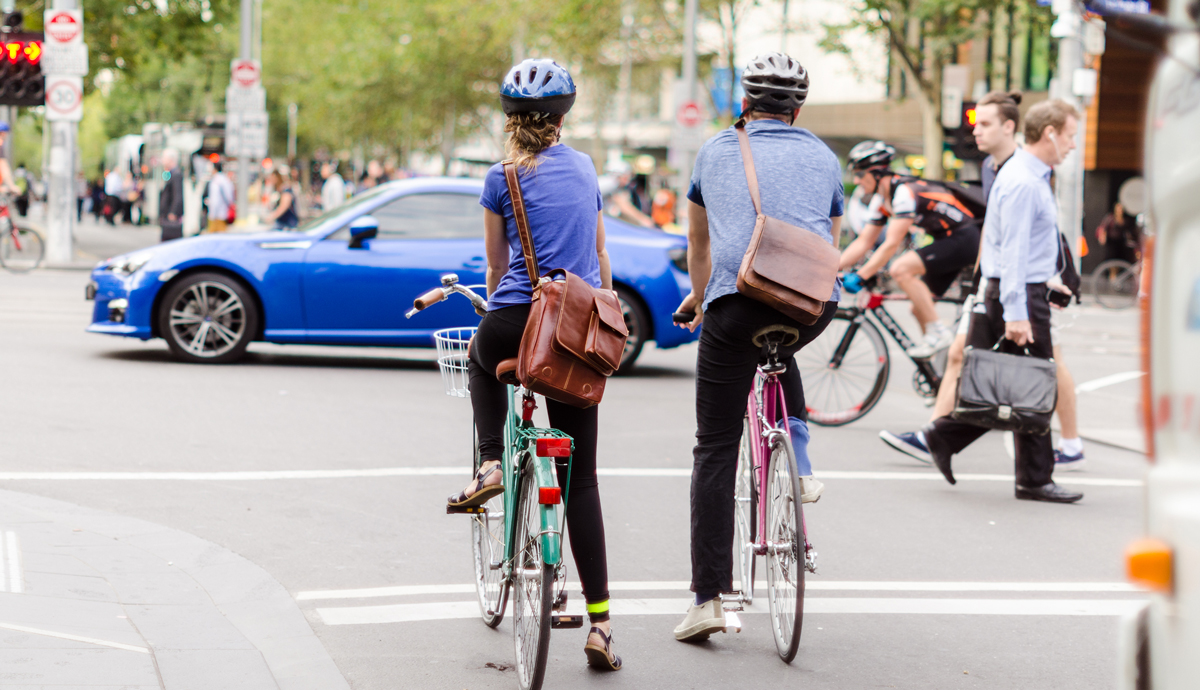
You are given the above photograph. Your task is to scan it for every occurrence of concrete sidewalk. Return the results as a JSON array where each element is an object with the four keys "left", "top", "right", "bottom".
[{"left": 0, "top": 488, "right": 348, "bottom": 689}]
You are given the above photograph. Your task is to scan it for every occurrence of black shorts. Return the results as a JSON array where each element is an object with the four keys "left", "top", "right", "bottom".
[{"left": 914, "top": 226, "right": 980, "bottom": 296}]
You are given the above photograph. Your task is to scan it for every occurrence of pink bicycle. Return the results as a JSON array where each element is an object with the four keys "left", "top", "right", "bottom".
[{"left": 732, "top": 324, "right": 815, "bottom": 662}]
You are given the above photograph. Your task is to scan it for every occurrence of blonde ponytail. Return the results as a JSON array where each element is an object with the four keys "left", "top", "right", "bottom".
[{"left": 504, "top": 113, "right": 561, "bottom": 172}]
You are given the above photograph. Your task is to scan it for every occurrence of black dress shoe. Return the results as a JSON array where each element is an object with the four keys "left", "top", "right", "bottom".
[
  {"left": 923, "top": 428, "right": 956, "bottom": 485},
  {"left": 1015, "top": 482, "right": 1083, "bottom": 503}
]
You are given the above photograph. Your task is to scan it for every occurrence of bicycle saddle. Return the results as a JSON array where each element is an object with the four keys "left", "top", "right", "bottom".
[
  {"left": 495, "top": 357, "right": 521, "bottom": 386},
  {"left": 751, "top": 325, "right": 800, "bottom": 348}
]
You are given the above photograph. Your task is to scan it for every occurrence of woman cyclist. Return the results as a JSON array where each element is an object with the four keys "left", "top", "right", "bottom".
[{"left": 444, "top": 58, "right": 621, "bottom": 671}]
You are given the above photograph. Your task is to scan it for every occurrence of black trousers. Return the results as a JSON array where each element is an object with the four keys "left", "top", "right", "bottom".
[
  {"left": 691, "top": 294, "right": 837, "bottom": 595},
  {"left": 926, "top": 279, "right": 1056, "bottom": 487},
  {"left": 468, "top": 304, "right": 610, "bottom": 611}
]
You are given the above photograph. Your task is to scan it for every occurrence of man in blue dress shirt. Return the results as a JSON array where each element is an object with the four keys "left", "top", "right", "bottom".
[{"left": 921, "top": 99, "right": 1084, "bottom": 504}]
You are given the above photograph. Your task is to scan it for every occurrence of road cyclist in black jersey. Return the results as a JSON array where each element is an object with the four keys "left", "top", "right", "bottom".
[{"left": 838, "top": 142, "right": 983, "bottom": 358}]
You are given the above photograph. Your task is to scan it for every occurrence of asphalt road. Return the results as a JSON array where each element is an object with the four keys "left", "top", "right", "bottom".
[{"left": 0, "top": 266, "right": 1149, "bottom": 689}]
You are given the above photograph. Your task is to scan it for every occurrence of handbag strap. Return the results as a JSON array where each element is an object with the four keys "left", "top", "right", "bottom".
[
  {"left": 733, "top": 119, "right": 841, "bottom": 247},
  {"left": 503, "top": 161, "right": 540, "bottom": 282}
]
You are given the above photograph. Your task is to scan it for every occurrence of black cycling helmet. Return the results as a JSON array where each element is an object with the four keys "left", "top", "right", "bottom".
[
  {"left": 848, "top": 140, "right": 896, "bottom": 170},
  {"left": 500, "top": 59, "right": 577, "bottom": 117},
  {"left": 741, "top": 52, "right": 809, "bottom": 114}
]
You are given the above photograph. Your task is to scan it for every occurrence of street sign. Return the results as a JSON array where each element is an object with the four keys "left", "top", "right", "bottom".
[
  {"left": 230, "top": 59, "right": 261, "bottom": 89},
  {"left": 226, "top": 111, "right": 268, "bottom": 158},
  {"left": 41, "top": 9, "right": 87, "bottom": 77},
  {"left": 677, "top": 101, "right": 702, "bottom": 128},
  {"left": 44, "top": 75, "right": 81, "bottom": 122},
  {"left": 225, "top": 84, "right": 265, "bottom": 113}
]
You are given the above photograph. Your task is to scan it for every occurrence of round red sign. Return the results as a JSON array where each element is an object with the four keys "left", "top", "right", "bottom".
[
  {"left": 46, "top": 12, "right": 79, "bottom": 44},
  {"left": 677, "top": 101, "right": 702, "bottom": 128},
  {"left": 232, "top": 61, "right": 260, "bottom": 88}
]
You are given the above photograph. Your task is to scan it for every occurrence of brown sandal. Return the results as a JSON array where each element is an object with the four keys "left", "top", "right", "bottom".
[
  {"left": 584, "top": 626, "right": 622, "bottom": 671},
  {"left": 446, "top": 463, "right": 503, "bottom": 508}
]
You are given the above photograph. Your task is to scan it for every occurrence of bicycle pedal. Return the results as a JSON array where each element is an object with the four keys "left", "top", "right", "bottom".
[
  {"left": 723, "top": 610, "right": 743, "bottom": 633},
  {"left": 551, "top": 614, "right": 584, "bottom": 629},
  {"left": 446, "top": 504, "right": 487, "bottom": 515},
  {"left": 720, "top": 592, "right": 746, "bottom": 611}
]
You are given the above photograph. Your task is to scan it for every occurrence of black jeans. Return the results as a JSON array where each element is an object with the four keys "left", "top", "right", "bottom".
[
  {"left": 691, "top": 294, "right": 837, "bottom": 595},
  {"left": 926, "top": 279, "right": 1055, "bottom": 487},
  {"left": 468, "top": 303, "right": 610, "bottom": 614}
]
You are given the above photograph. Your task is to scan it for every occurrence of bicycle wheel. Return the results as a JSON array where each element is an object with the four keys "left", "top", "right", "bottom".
[
  {"left": 470, "top": 426, "right": 508, "bottom": 628},
  {"left": 0, "top": 224, "right": 45, "bottom": 272},
  {"left": 765, "top": 433, "right": 805, "bottom": 663},
  {"left": 734, "top": 417, "right": 757, "bottom": 604},
  {"left": 1093, "top": 259, "right": 1137, "bottom": 309},
  {"left": 797, "top": 310, "right": 889, "bottom": 426},
  {"left": 511, "top": 459, "right": 553, "bottom": 690}
]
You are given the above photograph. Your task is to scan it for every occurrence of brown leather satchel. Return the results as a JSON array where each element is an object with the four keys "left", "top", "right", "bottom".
[
  {"left": 503, "top": 161, "right": 628, "bottom": 408},
  {"left": 733, "top": 121, "right": 841, "bottom": 325}
]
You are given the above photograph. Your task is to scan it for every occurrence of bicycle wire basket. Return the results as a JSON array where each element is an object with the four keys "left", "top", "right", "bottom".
[{"left": 433, "top": 327, "right": 477, "bottom": 398}]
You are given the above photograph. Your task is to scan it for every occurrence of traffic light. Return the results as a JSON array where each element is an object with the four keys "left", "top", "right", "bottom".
[
  {"left": 946, "top": 101, "right": 984, "bottom": 161},
  {"left": 0, "top": 11, "right": 43, "bottom": 107}
]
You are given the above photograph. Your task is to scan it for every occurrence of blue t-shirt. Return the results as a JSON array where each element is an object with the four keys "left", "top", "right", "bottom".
[
  {"left": 480, "top": 145, "right": 604, "bottom": 309},
  {"left": 688, "top": 119, "right": 845, "bottom": 309}
]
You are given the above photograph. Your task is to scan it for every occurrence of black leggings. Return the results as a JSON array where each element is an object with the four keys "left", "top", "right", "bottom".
[{"left": 468, "top": 303, "right": 610, "bottom": 619}]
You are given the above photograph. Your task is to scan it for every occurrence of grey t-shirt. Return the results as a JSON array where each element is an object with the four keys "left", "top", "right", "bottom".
[{"left": 688, "top": 119, "right": 845, "bottom": 310}]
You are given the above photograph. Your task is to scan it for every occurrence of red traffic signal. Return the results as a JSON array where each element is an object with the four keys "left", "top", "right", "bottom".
[
  {"left": 965, "top": 107, "right": 977, "bottom": 127},
  {"left": 0, "top": 31, "right": 44, "bottom": 106}
]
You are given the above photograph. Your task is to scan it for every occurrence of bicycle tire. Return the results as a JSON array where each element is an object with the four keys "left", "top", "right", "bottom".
[
  {"left": 798, "top": 310, "right": 890, "bottom": 426},
  {"left": 1092, "top": 259, "right": 1138, "bottom": 309},
  {"left": 0, "top": 223, "right": 45, "bottom": 273},
  {"left": 765, "top": 433, "right": 805, "bottom": 663},
  {"left": 470, "top": 424, "right": 508, "bottom": 628},
  {"left": 511, "top": 460, "right": 553, "bottom": 690},
  {"left": 734, "top": 417, "right": 757, "bottom": 604}
]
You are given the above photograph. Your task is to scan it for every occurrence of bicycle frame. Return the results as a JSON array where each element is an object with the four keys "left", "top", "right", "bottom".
[
  {"left": 830, "top": 292, "right": 946, "bottom": 394},
  {"left": 746, "top": 365, "right": 812, "bottom": 567}
]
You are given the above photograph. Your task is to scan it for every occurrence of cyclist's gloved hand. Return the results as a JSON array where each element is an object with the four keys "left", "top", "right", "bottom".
[{"left": 842, "top": 272, "right": 864, "bottom": 294}]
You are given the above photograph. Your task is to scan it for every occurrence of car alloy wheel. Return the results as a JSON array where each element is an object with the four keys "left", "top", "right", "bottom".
[
  {"left": 158, "top": 272, "right": 259, "bottom": 364},
  {"left": 615, "top": 287, "right": 648, "bottom": 374}
]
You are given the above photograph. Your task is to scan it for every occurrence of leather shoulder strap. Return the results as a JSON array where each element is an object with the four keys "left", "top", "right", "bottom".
[
  {"left": 733, "top": 123, "right": 762, "bottom": 215},
  {"left": 503, "top": 161, "right": 540, "bottom": 281}
]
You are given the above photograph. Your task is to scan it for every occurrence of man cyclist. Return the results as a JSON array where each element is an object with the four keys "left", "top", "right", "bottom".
[
  {"left": 673, "top": 52, "right": 843, "bottom": 641},
  {"left": 838, "top": 141, "right": 982, "bottom": 357},
  {"left": 0, "top": 122, "right": 23, "bottom": 200}
]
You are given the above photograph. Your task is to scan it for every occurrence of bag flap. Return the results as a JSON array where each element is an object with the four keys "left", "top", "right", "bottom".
[
  {"left": 593, "top": 292, "right": 629, "bottom": 336},
  {"left": 549, "top": 270, "right": 600, "bottom": 361},
  {"left": 959, "top": 348, "right": 1057, "bottom": 414},
  {"left": 748, "top": 216, "right": 840, "bottom": 302}
]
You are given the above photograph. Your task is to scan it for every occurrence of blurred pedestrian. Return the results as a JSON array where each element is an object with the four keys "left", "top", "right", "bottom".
[
  {"left": 121, "top": 172, "right": 137, "bottom": 224},
  {"left": 604, "top": 162, "right": 654, "bottom": 228},
  {"left": 650, "top": 187, "right": 676, "bottom": 228},
  {"left": 205, "top": 160, "right": 235, "bottom": 233},
  {"left": 914, "top": 98, "right": 1084, "bottom": 504},
  {"left": 103, "top": 168, "right": 122, "bottom": 224},
  {"left": 158, "top": 150, "right": 185, "bottom": 242},
  {"left": 320, "top": 162, "right": 345, "bottom": 212},
  {"left": 13, "top": 163, "right": 29, "bottom": 216},
  {"left": 263, "top": 170, "right": 298, "bottom": 229},
  {"left": 75, "top": 172, "right": 88, "bottom": 221},
  {"left": 0, "top": 124, "right": 21, "bottom": 203},
  {"left": 1095, "top": 201, "right": 1141, "bottom": 265}
]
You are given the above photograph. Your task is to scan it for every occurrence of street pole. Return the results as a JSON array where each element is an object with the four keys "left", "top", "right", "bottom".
[
  {"left": 1051, "top": 0, "right": 1085, "bottom": 272},
  {"left": 45, "top": 0, "right": 77, "bottom": 266},
  {"left": 236, "top": 0, "right": 252, "bottom": 225},
  {"left": 679, "top": 0, "right": 699, "bottom": 189},
  {"left": 286, "top": 102, "right": 297, "bottom": 161}
]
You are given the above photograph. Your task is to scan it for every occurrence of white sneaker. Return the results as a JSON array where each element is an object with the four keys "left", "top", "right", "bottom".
[
  {"left": 800, "top": 476, "right": 824, "bottom": 503},
  {"left": 907, "top": 324, "right": 954, "bottom": 359},
  {"left": 673, "top": 598, "right": 725, "bottom": 641}
]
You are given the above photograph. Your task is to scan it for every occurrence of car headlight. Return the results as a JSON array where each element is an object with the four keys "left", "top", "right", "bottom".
[
  {"left": 668, "top": 247, "right": 688, "bottom": 274},
  {"left": 108, "top": 252, "right": 153, "bottom": 276}
]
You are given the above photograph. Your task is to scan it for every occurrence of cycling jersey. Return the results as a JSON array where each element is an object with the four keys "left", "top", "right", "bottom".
[{"left": 868, "top": 176, "right": 979, "bottom": 238}]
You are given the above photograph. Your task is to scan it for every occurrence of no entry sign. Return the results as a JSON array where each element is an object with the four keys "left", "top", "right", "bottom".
[
  {"left": 677, "top": 101, "right": 702, "bottom": 128},
  {"left": 45, "top": 11, "right": 81, "bottom": 45},
  {"left": 231, "top": 60, "right": 261, "bottom": 89}
]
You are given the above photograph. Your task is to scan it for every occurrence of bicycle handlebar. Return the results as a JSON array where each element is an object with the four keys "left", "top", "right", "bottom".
[{"left": 405, "top": 276, "right": 489, "bottom": 319}]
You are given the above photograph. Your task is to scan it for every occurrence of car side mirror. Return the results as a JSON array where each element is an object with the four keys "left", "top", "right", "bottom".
[{"left": 348, "top": 216, "right": 379, "bottom": 249}]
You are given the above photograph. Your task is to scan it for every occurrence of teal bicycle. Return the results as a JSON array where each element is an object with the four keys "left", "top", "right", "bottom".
[{"left": 408, "top": 274, "right": 582, "bottom": 690}]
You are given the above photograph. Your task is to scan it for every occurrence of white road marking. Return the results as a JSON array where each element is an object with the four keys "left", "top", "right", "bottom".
[
  {"left": 0, "top": 621, "right": 150, "bottom": 653},
  {"left": 315, "top": 597, "right": 1148, "bottom": 626},
  {"left": 0, "top": 468, "right": 1142, "bottom": 486},
  {"left": 5, "top": 531, "right": 20, "bottom": 594},
  {"left": 1076, "top": 370, "right": 1144, "bottom": 393},
  {"left": 296, "top": 580, "right": 1139, "bottom": 601}
]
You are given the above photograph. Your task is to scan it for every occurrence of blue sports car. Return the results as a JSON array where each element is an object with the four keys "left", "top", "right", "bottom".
[{"left": 86, "top": 177, "right": 696, "bottom": 370}]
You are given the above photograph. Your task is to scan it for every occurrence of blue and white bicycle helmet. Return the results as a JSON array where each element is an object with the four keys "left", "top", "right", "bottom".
[
  {"left": 0, "top": 121, "right": 10, "bottom": 133},
  {"left": 500, "top": 59, "right": 576, "bottom": 117}
]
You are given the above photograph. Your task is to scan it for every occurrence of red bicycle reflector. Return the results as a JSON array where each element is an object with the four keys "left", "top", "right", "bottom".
[
  {"left": 536, "top": 438, "right": 571, "bottom": 457},
  {"left": 538, "top": 487, "right": 562, "bottom": 504}
]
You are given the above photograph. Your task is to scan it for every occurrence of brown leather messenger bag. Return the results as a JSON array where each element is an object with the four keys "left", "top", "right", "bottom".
[
  {"left": 503, "top": 161, "right": 629, "bottom": 409},
  {"left": 733, "top": 120, "right": 841, "bottom": 325}
]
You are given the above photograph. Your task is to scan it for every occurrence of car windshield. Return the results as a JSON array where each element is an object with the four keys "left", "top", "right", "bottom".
[{"left": 298, "top": 186, "right": 392, "bottom": 234}]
